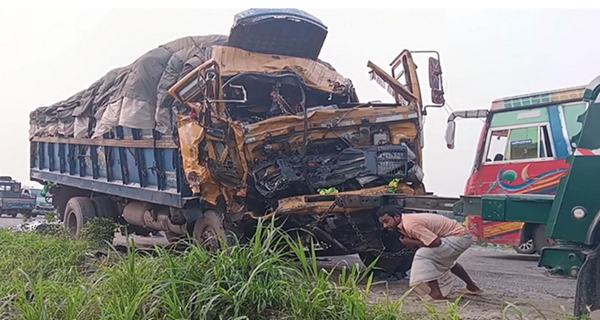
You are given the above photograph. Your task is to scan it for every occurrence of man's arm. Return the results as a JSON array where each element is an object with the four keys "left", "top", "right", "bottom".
[
  {"left": 401, "top": 236, "right": 441, "bottom": 248},
  {"left": 404, "top": 225, "right": 443, "bottom": 248},
  {"left": 400, "top": 236, "right": 425, "bottom": 248},
  {"left": 427, "top": 237, "right": 442, "bottom": 247}
]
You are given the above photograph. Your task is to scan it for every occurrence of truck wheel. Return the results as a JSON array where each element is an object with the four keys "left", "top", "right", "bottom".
[
  {"left": 192, "top": 210, "right": 233, "bottom": 252},
  {"left": 91, "top": 197, "right": 119, "bottom": 219},
  {"left": 514, "top": 239, "right": 536, "bottom": 254},
  {"left": 10, "top": 212, "right": 17, "bottom": 218},
  {"left": 359, "top": 251, "right": 414, "bottom": 274},
  {"left": 359, "top": 230, "right": 414, "bottom": 275},
  {"left": 532, "top": 224, "right": 556, "bottom": 255},
  {"left": 63, "top": 197, "right": 97, "bottom": 238}
]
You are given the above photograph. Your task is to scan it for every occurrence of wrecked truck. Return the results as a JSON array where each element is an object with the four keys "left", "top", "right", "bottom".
[{"left": 29, "top": 8, "right": 449, "bottom": 273}]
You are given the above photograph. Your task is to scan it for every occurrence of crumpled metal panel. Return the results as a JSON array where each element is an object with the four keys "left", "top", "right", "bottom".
[{"left": 229, "top": 8, "right": 327, "bottom": 60}]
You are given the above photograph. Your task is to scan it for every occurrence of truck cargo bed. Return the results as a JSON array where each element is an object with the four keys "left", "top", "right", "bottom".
[{"left": 30, "top": 128, "right": 195, "bottom": 208}]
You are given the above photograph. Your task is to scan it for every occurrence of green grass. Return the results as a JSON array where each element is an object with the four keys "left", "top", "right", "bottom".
[{"left": 0, "top": 219, "right": 588, "bottom": 320}]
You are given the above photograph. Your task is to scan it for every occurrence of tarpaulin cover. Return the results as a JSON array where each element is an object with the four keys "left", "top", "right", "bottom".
[
  {"left": 30, "top": 35, "right": 228, "bottom": 139},
  {"left": 29, "top": 33, "right": 349, "bottom": 140}
]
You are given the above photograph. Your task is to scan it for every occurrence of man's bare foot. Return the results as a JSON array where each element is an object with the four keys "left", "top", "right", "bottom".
[
  {"left": 466, "top": 284, "right": 482, "bottom": 293},
  {"left": 458, "top": 284, "right": 483, "bottom": 295},
  {"left": 429, "top": 292, "right": 446, "bottom": 300}
]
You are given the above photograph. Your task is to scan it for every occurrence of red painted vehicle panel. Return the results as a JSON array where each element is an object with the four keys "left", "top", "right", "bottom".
[
  {"left": 449, "top": 86, "right": 588, "bottom": 249},
  {"left": 465, "top": 160, "right": 570, "bottom": 245}
]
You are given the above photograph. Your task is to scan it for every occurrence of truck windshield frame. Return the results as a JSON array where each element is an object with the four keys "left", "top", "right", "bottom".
[{"left": 482, "top": 121, "right": 556, "bottom": 165}]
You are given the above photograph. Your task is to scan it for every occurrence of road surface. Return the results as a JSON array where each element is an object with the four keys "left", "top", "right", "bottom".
[
  {"left": 321, "top": 247, "right": 577, "bottom": 319},
  {"left": 0, "top": 215, "right": 44, "bottom": 228},
  {"left": 0, "top": 215, "right": 580, "bottom": 319}
]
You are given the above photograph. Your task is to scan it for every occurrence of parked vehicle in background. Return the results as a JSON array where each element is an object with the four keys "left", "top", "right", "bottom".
[
  {"left": 0, "top": 176, "right": 36, "bottom": 218},
  {"left": 446, "top": 86, "right": 588, "bottom": 254},
  {"left": 22, "top": 187, "right": 54, "bottom": 216}
]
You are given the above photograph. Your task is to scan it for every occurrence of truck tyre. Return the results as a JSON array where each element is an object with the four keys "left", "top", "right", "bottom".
[
  {"left": 514, "top": 239, "right": 536, "bottom": 255},
  {"left": 532, "top": 224, "right": 556, "bottom": 255},
  {"left": 10, "top": 212, "right": 17, "bottom": 218},
  {"left": 359, "top": 251, "right": 413, "bottom": 274},
  {"left": 359, "top": 230, "right": 414, "bottom": 275},
  {"left": 91, "top": 197, "right": 119, "bottom": 219},
  {"left": 64, "top": 197, "right": 97, "bottom": 238},
  {"left": 193, "top": 210, "right": 233, "bottom": 252}
]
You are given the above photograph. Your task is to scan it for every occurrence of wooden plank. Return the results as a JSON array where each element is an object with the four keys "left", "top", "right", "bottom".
[{"left": 31, "top": 136, "right": 178, "bottom": 149}]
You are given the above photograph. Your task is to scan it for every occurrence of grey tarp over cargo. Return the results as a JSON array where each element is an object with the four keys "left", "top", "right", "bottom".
[{"left": 30, "top": 35, "right": 228, "bottom": 139}]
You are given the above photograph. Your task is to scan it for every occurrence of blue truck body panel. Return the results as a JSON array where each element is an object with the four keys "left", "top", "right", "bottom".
[
  {"left": 30, "top": 128, "right": 197, "bottom": 209},
  {"left": 1, "top": 197, "right": 35, "bottom": 210},
  {"left": 0, "top": 179, "right": 35, "bottom": 211}
]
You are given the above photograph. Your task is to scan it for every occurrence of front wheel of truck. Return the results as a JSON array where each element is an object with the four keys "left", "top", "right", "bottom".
[
  {"left": 63, "top": 197, "right": 97, "bottom": 239},
  {"left": 193, "top": 210, "right": 235, "bottom": 252},
  {"left": 359, "top": 251, "right": 414, "bottom": 276},
  {"left": 513, "top": 239, "right": 536, "bottom": 255},
  {"left": 358, "top": 230, "right": 414, "bottom": 276}
]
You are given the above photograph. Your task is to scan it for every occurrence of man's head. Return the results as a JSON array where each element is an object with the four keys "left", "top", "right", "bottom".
[{"left": 376, "top": 205, "right": 403, "bottom": 230}]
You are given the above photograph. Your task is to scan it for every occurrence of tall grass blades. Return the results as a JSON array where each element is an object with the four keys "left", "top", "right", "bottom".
[{"left": 0, "top": 220, "right": 584, "bottom": 320}]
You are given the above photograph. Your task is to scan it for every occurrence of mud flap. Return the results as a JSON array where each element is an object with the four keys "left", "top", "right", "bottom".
[{"left": 575, "top": 245, "right": 600, "bottom": 316}]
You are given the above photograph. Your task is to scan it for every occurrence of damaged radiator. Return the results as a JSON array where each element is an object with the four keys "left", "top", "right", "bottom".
[{"left": 252, "top": 144, "right": 424, "bottom": 199}]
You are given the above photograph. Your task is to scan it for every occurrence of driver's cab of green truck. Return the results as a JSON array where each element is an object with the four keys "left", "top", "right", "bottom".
[{"left": 538, "top": 75, "right": 600, "bottom": 316}]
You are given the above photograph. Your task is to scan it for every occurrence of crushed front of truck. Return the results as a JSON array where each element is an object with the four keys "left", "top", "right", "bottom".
[{"left": 169, "top": 45, "right": 429, "bottom": 266}]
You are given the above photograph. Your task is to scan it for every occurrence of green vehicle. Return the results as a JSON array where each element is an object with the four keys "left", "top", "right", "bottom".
[{"left": 452, "top": 74, "right": 600, "bottom": 316}]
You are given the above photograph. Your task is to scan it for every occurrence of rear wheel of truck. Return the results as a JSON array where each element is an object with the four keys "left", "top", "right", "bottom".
[
  {"left": 10, "top": 212, "right": 17, "bottom": 218},
  {"left": 532, "top": 224, "right": 556, "bottom": 255},
  {"left": 64, "top": 197, "right": 97, "bottom": 238},
  {"left": 193, "top": 210, "right": 233, "bottom": 252}
]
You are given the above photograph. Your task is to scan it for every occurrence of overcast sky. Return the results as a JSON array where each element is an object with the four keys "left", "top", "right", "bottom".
[{"left": 1, "top": 8, "right": 598, "bottom": 196}]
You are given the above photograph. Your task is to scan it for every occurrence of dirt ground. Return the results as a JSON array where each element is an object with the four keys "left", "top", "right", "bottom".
[{"left": 321, "top": 247, "right": 577, "bottom": 319}]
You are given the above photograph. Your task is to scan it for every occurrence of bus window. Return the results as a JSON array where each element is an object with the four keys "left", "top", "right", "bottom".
[
  {"left": 485, "top": 124, "right": 553, "bottom": 163},
  {"left": 486, "top": 130, "right": 508, "bottom": 162},
  {"left": 509, "top": 127, "right": 539, "bottom": 160}
]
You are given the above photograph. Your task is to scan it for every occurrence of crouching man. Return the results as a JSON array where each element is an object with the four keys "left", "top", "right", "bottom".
[{"left": 377, "top": 206, "right": 482, "bottom": 301}]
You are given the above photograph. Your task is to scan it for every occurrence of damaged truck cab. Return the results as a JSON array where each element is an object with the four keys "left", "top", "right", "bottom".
[
  {"left": 169, "top": 46, "right": 430, "bottom": 216},
  {"left": 169, "top": 45, "right": 438, "bottom": 266},
  {"left": 30, "top": 8, "right": 445, "bottom": 273}
]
